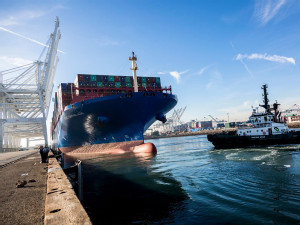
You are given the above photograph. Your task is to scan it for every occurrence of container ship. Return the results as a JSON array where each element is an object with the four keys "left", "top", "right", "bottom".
[{"left": 51, "top": 53, "right": 177, "bottom": 154}]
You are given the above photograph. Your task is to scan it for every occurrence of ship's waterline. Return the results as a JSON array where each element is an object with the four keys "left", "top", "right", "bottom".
[{"left": 60, "top": 140, "right": 157, "bottom": 155}]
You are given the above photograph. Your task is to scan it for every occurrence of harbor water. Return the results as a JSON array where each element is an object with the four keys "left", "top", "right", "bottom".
[{"left": 65, "top": 135, "right": 300, "bottom": 224}]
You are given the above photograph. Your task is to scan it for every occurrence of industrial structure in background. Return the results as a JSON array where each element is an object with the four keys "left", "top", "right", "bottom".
[
  {"left": 145, "top": 107, "right": 231, "bottom": 135},
  {"left": 178, "top": 115, "right": 228, "bottom": 133},
  {"left": 146, "top": 102, "right": 300, "bottom": 136},
  {"left": 0, "top": 18, "right": 60, "bottom": 151},
  {"left": 145, "top": 106, "right": 187, "bottom": 135},
  {"left": 282, "top": 104, "right": 300, "bottom": 124}
]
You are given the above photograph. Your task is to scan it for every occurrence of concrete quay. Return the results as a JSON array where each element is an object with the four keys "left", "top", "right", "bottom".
[
  {"left": 0, "top": 151, "right": 92, "bottom": 225},
  {"left": 0, "top": 151, "right": 47, "bottom": 224},
  {"left": 0, "top": 149, "right": 38, "bottom": 167}
]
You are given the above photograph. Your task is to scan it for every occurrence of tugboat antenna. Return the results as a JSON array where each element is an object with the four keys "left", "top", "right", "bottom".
[{"left": 259, "top": 84, "right": 270, "bottom": 113}]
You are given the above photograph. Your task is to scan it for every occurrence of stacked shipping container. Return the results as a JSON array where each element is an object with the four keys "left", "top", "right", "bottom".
[
  {"left": 57, "top": 83, "right": 73, "bottom": 109},
  {"left": 74, "top": 74, "right": 161, "bottom": 89}
]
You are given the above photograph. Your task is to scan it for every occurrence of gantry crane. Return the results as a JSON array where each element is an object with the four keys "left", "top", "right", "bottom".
[{"left": 0, "top": 17, "right": 61, "bottom": 151}]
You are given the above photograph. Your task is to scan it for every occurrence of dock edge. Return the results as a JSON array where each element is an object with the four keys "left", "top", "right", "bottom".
[{"left": 44, "top": 156, "right": 92, "bottom": 225}]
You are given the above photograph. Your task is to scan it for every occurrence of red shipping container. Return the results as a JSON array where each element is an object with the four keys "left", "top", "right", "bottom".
[
  {"left": 137, "top": 77, "right": 142, "bottom": 82},
  {"left": 78, "top": 74, "right": 85, "bottom": 81},
  {"left": 114, "top": 76, "right": 121, "bottom": 82}
]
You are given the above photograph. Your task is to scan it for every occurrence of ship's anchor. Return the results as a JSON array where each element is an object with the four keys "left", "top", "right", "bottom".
[{"left": 156, "top": 113, "right": 167, "bottom": 123}]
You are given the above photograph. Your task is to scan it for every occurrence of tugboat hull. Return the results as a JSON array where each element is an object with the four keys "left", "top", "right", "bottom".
[{"left": 207, "top": 131, "right": 300, "bottom": 149}]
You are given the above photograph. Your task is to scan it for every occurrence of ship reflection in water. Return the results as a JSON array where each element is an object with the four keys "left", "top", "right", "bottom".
[
  {"left": 64, "top": 152, "right": 188, "bottom": 224},
  {"left": 65, "top": 135, "right": 300, "bottom": 225}
]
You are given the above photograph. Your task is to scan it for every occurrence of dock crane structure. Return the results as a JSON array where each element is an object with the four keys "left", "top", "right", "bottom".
[
  {"left": 148, "top": 106, "right": 187, "bottom": 134},
  {"left": 208, "top": 115, "right": 226, "bottom": 123},
  {"left": 0, "top": 18, "right": 61, "bottom": 151},
  {"left": 282, "top": 104, "right": 300, "bottom": 115},
  {"left": 208, "top": 115, "right": 218, "bottom": 123}
]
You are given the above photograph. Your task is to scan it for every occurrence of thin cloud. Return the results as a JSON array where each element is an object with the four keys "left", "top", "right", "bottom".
[
  {"left": 198, "top": 65, "right": 210, "bottom": 75},
  {"left": 0, "top": 56, "right": 33, "bottom": 67},
  {"left": 206, "top": 82, "right": 213, "bottom": 89},
  {"left": 230, "top": 42, "right": 254, "bottom": 78},
  {"left": 157, "top": 72, "right": 167, "bottom": 75},
  {"left": 169, "top": 70, "right": 189, "bottom": 83},
  {"left": 238, "top": 58, "right": 253, "bottom": 77},
  {"left": 236, "top": 53, "right": 295, "bottom": 64},
  {"left": 0, "top": 27, "right": 65, "bottom": 54},
  {"left": 206, "top": 70, "right": 223, "bottom": 90},
  {"left": 0, "top": 10, "right": 46, "bottom": 26},
  {"left": 212, "top": 70, "right": 223, "bottom": 80},
  {"left": 0, "top": 16, "right": 18, "bottom": 26},
  {"left": 0, "top": 5, "right": 65, "bottom": 27},
  {"left": 254, "top": 0, "right": 287, "bottom": 25},
  {"left": 158, "top": 70, "right": 189, "bottom": 83},
  {"left": 219, "top": 99, "right": 260, "bottom": 121},
  {"left": 20, "top": 10, "right": 46, "bottom": 19}
]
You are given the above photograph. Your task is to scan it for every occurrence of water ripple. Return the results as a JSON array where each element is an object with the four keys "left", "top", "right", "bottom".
[{"left": 73, "top": 135, "right": 300, "bottom": 224}]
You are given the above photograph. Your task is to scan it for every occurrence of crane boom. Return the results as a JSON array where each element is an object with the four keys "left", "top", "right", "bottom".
[{"left": 209, "top": 115, "right": 218, "bottom": 122}]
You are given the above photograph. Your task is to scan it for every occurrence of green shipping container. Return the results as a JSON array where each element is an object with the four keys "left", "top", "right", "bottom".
[
  {"left": 97, "top": 82, "right": 103, "bottom": 87},
  {"left": 91, "top": 75, "right": 97, "bottom": 81},
  {"left": 115, "top": 82, "right": 121, "bottom": 88},
  {"left": 141, "top": 77, "right": 147, "bottom": 83},
  {"left": 225, "top": 122, "right": 235, "bottom": 128},
  {"left": 126, "top": 82, "right": 132, "bottom": 87},
  {"left": 125, "top": 76, "right": 131, "bottom": 82},
  {"left": 109, "top": 76, "right": 114, "bottom": 82},
  {"left": 142, "top": 83, "right": 146, "bottom": 88},
  {"left": 156, "top": 77, "right": 160, "bottom": 83}
]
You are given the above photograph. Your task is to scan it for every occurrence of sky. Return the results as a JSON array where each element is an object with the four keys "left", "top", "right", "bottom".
[{"left": 1, "top": 0, "right": 300, "bottom": 123}]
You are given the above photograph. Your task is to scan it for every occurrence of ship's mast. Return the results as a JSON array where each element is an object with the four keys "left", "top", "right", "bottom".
[
  {"left": 129, "top": 52, "right": 138, "bottom": 92},
  {"left": 259, "top": 84, "right": 270, "bottom": 113}
]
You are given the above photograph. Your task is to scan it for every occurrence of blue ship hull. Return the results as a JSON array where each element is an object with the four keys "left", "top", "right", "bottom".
[{"left": 52, "top": 92, "right": 177, "bottom": 153}]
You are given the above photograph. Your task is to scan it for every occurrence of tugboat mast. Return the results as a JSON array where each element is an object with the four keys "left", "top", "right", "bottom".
[
  {"left": 129, "top": 52, "right": 138, "bottom": 93},
  {"left": 259, "top": 84, "right": 270, "bottom": 113}
]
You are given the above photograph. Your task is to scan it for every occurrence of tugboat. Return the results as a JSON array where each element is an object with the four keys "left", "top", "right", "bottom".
[{"left": 207, "top": 84, "right": 300, "bottom": 149}]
